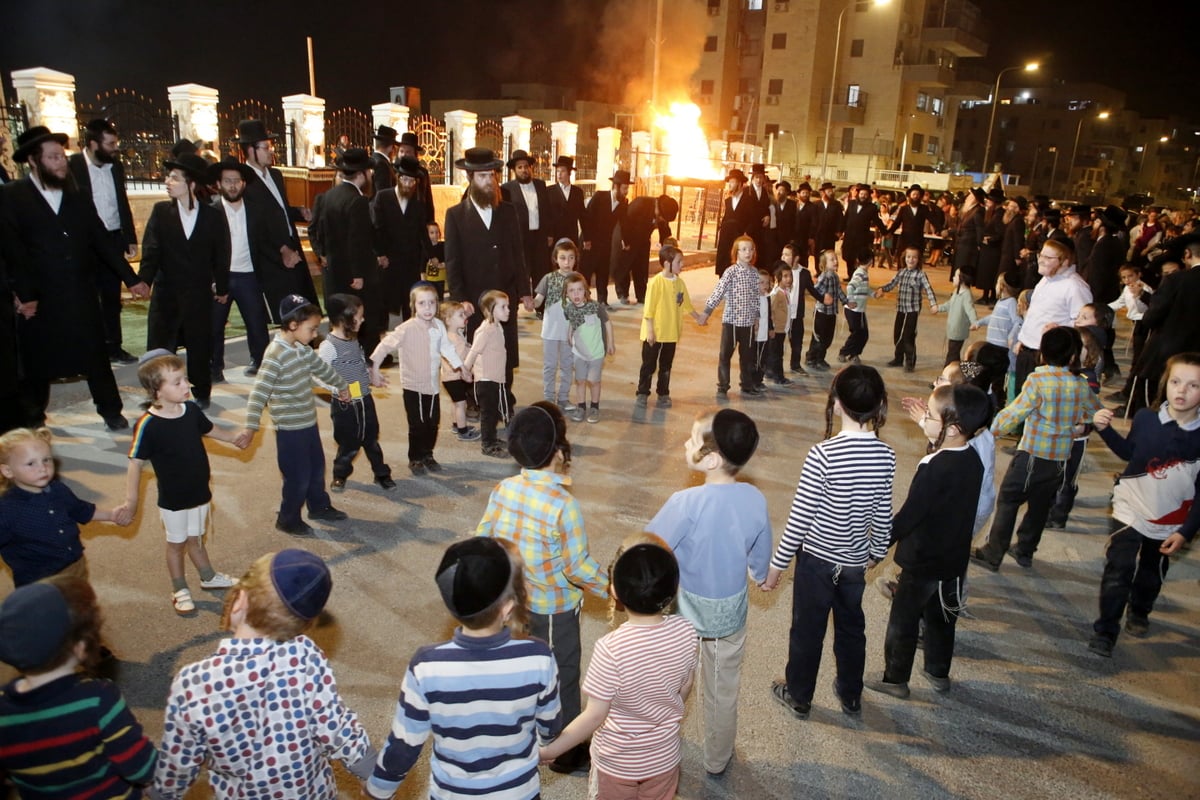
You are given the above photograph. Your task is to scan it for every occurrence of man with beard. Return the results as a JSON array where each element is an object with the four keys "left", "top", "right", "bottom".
[
  {"left": 953, "top": 187, "right": 984, "bottom": 284},
  {"left": 137, "top": 153, "right": 231, "bottom": 410},
  {"left": 310, "top": 148, "right": 382, "bottom": 357},
  {"left": 765, "top": 179, "right": 795, "bottom": 268},
  {"left": 998, "top": 197, "right": 1027, "bottom": 283},
  {"left": 396, "top": 131, "right": 435, "bottom": 223},
  {"left": 618, "top": 193, "right": 679, "bottom": 304},
  {"left": 842, "top": 183, "right": 885, "bottom": 279},
  {"left": 1065, "top": 205, "right": 1094, "bottom": 275},
  {"left": 813, "top": 181, "right": 844, "bottom": 258},
  {"left": 372, "top": 155, "right": 431, "bottom": 320},
  {"left": 747, "top": 163, "right": 773, "bottom": 262},
  {"left": 887, "top": 184, "right": 931, "bottom": 256},
  {"left": 581, "top": 169, "right": 630, "bottom": 304},
  {"left": 501, "top": 150, "right": 552, "bottom": 289},
  {"left": 445, "top": 148, "right": 532, "bottom": 399},
  {"left": 68, "top": 119, "right": 139, "bottom": 365},
  {"left": 715, "top": 168, "right": 756, "bottom": 276},
  {"left": 791, "top": 181, "right": 818, "bottom": 268},
  {"left": 238, "top": 119, "right": 319, "bottom": 322},
  {"left": 544, "top": 155, "right": 584, "bottom": 245},
  {"left": 975, "top": 187, "right": 1007, "bottom": 305},
  {"left": 370, "top": 125, "right": 398, "bottom": 196},
  {"left": 208, "top": 157, "right": 270, "bottom": 380},
  {"left": 0, "top": 126, "right": 149, "bottom": 430}
]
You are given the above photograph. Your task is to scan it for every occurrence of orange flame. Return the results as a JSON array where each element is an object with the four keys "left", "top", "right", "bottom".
[{"left": 654, "top": 102, "right": 722, "bottom": 180}]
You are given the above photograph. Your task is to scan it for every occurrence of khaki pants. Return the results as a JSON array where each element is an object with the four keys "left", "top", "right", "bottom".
[
  {"left": 698, "top": 626, "right": 746, "bottom": 774},
  {"left": 588, "top": 765, "right": 680, "bottom": 800}
]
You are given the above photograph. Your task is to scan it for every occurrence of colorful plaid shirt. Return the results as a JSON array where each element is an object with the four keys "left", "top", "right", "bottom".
[
  {"left": 476, "top": 469, "right": 609, "bottom": 615},
  {"left": 879, "top": 267, "right": 938, "bottom": 313},
  {"left": 813, "top": 269, "right": 850, "bottom": 316},
  {"left": 992, "top": 365, "right": 1102, "bottom": 462},
  {"left": 704, "top": 263, "right": 760, "bottom": 326}
]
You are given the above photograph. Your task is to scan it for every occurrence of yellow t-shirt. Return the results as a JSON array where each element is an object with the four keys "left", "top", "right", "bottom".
[{"left": 640, "top": 272, "right": 695, "bottom": 343}]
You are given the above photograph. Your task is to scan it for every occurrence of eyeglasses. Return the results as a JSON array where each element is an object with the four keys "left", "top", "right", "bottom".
[{"left": 1037, "top": 253, "right": 1061, "bottom": 261}]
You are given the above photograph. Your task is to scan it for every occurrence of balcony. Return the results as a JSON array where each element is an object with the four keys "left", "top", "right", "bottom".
[
  {"left": 820, "top": 87, "right": 868, "bottom": 125},
  {"left": 902, "top": 63, "right": 956, "bottom": 88},
  {"left": 920, "top": 26, "right": 987, "bottom": 58},
  {"left": 948, "top": 79, "right": 990, "bottom": 100},
  {"left": 920, "top": 0, "right": 988, "bottom": 57}
]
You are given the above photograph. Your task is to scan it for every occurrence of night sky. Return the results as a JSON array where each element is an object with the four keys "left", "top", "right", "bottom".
[{"left": 0, "top": 0, "right": 1192, "bottom": 119}]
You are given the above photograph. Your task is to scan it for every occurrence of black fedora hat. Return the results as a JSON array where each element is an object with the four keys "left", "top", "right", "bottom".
[
  {"left": 1099, "top": 204, "right": 1127, "bottom": 229},
  {"left": 750, "top": 163, "right": 767, "bottom": 175},
  {"left": 171, "top": 139, "right": 198, "bottom": 158},
  {"left": 236, "top": 119, "right": 278, "bottom": 144},
  {"left": 455, "top": 147, "right": 503, "bottom": 172},
  {"left": 969, "top": 187, "right": 986, "bottom": 204},
  {"left": 334, "top": 147, "right": 372, "bottom": 173},
  {"left": 553, "top": 155, "right": 575, "bottom": 171},
  {"left": 506, "top": 149, "right": 535, "bottom": 169},
  {"left": 398, "top": 131, "right": 425, "bottom": 154},
  {"left": 163, "top": 153, "right": 210, "bottom": 182},
  {"left": 907, "top": 183, "right": 923, "bottom": 196},
  {"left": 395, "top": 155, "right": 423, "bottom": 178},
  {"left": 13, "top": 125, "right": 69, "bottom": 162},
  {"left": 206, "top": 156, "right": 254, "bottom": 184},
  {"left": 373, "top": 125, "right": 398, "bottom": 146},
  {"left": 819, "top": 181, "right": 835, "bottom": 191},
  {"left": 985, "top": 186, "right": 1006, "bottom": 203},
  {"left": 726, "top": 168, "right": 747, "bottom": 183},
  {"left": 611, "top": 169, "right": 632, "bottom": 186}
]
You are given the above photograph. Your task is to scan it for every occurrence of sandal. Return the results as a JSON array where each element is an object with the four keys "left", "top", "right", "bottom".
[{"left": 172, "top": 588, "right": 196, "bottom": 615}]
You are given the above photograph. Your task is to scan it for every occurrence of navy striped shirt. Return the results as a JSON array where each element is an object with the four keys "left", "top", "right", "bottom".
[{"left": 773, "top": 431, "right": 895, "bottom": 568}]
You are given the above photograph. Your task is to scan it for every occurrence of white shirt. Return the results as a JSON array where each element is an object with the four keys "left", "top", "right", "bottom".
[
  {"left": 756, "top": 294, "right": 770, "bottom": 342},
  {"left": 31, "top": 173, "right": 62, "bottom": 214},
  {"left": 221, "top": 198, "right": 254, "bottom": 274},
  {"left": 519, "top": 181, "right": 539, "bottom": 229},
  {"left": 250, "top": 163, "right": 290, "bottom": 227},
  {"left": 471, "top": 198, "right": 493, "bottom": 229},
  {"left": 558, "top": 182, "right": 571, "bottom": 199},
  {"left": 1019, "top": 265, "right": 1093, "bottom": 350},
  {"left": 176, "top": 199, "right": 198, "bottom": 239},
  {"left": 85, "top": 155, "right": 122, "bottom": 231}
]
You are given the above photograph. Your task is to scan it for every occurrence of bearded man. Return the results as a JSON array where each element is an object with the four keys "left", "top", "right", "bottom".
[
  {"left": 501, "top": 149, "right": 552, "bottom": 287},
  {"left": 371, "top": 155, "right": 431, "bottom": 319}
]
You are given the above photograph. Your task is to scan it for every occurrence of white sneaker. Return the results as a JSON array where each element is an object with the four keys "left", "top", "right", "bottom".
[
  {"left": 200, "top": 572, "right": 236, "bottom": 590},
  {"left": 172, "top": 588, "right": 196, "bottom": 615}
]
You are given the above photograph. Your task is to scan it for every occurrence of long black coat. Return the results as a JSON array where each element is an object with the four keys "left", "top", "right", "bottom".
[
  {"left": 813, "top": 199, "right": 844, "bottom": 254},
  {"left": 545, "top": 182, "right": 585, "bottom": 245},
  {"left": 954, "top": 205, "right": 983, "bottom": 277},
  {"left": 67, "top": 152, "right": 137, "bottom": 247},
  {"left": 371, "top": 188, "right": 431, "bottom": 315},
  {"left": 998, "top": 215, "right": 1025, "bottom": 280},
  {"left": 503, "top": 178, "right": 552, "bottom": 282},
  {"left": 889, "top": 203, "right": 930, "bottom": 252},
  {"left": 842, "top": 199, "right": 884, "bottom": 267},
  {"left": 1137, "top": 267, "right": 1200, "bottom": 381},
  {"left": 975, "top": 208, "right": 1005, "bottom": 290},
  {"left": 581, "top": 190, "right": 627, "bottom": 279},
  {"left": 715, "top": 192, "right": 759, "bottom": 274},
  {"left": 792, "top": 201, "right": 819, "bottom": 263},
  {"left": 310, "top": 182, "right": 375, "bottom": 296},
  {"left": 0, "top": 179, "right": 139, "bottom": 380},
  {"left": 242, "top": 166, "right": 319, "bottom": 320},
  {"left": 370, "top": 152, "right": 396, "bottom": 196},
  {"left": 1086, "top": 232, "right": 1125, "bottom": 306}
]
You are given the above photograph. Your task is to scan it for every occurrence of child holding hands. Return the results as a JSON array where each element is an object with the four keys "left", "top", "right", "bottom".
[
  {"left": 535, "top": 239, "right": 578, "bottom": 410},
  {"left": 564, "top": 273, "right": 615, "bottom": 422},
  {"left": 637, "top": 244, "right": 702, "bottom": 408},
  {"left": 440, "top": 300, "right": 481, "bottom": 441},
  {"left": 463, "top": 290, "right": 510, "bottom": 456},
  {"left": 876, "top": 246, "right": 939, "bottom": 372}
]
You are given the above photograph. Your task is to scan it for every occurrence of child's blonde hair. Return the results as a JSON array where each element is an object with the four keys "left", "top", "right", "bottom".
[
  {"left": 440, "top": 300, "right": 468, "bottom": 329},
  {"left": 819, "top": 249, "right": 839, "bottom": 272},
  {"left": 409, "top": 282, "right": 440, "bottom": 316},
  {"left": 137, "top": 354, "right": 187, "bottom": 406},
  {"left": 0, "top": 427, "right": 53, "bottom": 493},
  {"left": 220, "top": 553, "right": 315, "bottom": 641},
  {"left": 1016, "top": 289, "right": 1032, "bottom": 315},
  {"left": 479, "top": 289, "right": 510, "bottom": 321}
]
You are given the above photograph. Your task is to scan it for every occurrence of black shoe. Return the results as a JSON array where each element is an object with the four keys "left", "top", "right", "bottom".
[
  {"left": 195, "top": 398, "right": 211, "bottom": 411},
  {"left": 409, "top": 460, "right": 428, "bottom": 474},
  {"left": 211, "top": 372, "right": 227, "bottom": 385},
  {"left": 904, "top": 363, "right": 915, "bottom": 373},
  {"left": 309, "top": 506, "right": 348, "bottom": 522},
  {"left": 423, "top": 457, "right": 443, "bottom": 472},
  {"left": 790, "top": 364, "right": 809, "bottom": 375},
  {"left": 330, "top": 477, "right": 346, "bottom": 493},
  {"left": 770, "top": 680, "right": 810, "bottom": 719},
  {"left": 103, "top": 414, "right": 129, "bottom": 432},
  {"left": 243, "top": 364, "right": 259, "bottom": 377},
  {"left": 742, "top": 386, "right": 766, "bottom": 397},
  {"left": 482, "top": 443, "right": 509, "bottom": 459},
  {"left": 920, "top": 670, "right": 951, "bottom": 693},
  {"left": 1124, "top": 613, "right": 1149, "bottom": 638},
  {"left": 865, "top": 678, "right": 910, "bottom": 699},
  {"left": 275, "top": 518, "right": 314, "bottom": 536},
  {"left": 1044, "top": 519, "right": 1066, "bottom": 530},
  {"left": 375, "top": 476, "right": 397, "bottom": 490},
  {"left": 832, "top": 680, "right": 862, "bottom": 716},
  {"left": 1008, "top": 550, "right": 1033, "bottom": 568},
  {"left": 886, "top": 359, "right": 904, "bottom": 367},
  {"left": 1088, "top": 634, "right": 1114, "bottom": 657},
  {"left": 970, "top": 547, "right": 999, "bottom": 572},
  {"left": 109, "top": 348, "right": 137, "bottom": 365}
]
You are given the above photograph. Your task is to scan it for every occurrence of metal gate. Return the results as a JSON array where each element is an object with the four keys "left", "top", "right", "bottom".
[
  {"left": 77, "top": 88, "right": 178, "bottom": 181},
  {"left": 530, "top": 121, "right": 552, "bottom": 173},
  {"left": 409, "top": 113, "right": 448, "bottom": 184},
  {"left": 0, "top": 99, "right": 27, "bottom": 180},
  {"left": 476, "top": 118, "right": 503, "bottom": 161},
  {"left": 325, "top": 107, "right": 372, "bottom": 162},
  {"left": 220, "top": 99, "right": 285, "bottom": 161}
]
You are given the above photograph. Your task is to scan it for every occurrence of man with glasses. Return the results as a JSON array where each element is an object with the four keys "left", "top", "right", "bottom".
[{"left": 1012, "top": 238, "right": 1092, "bottom": 391}]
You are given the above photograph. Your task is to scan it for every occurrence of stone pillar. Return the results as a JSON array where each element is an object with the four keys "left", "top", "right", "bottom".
[
  {"left": 595, "top": 127, "right": 622, "bottom": 191},
  {"left": 372, "top": 102, "right": 409, "bottom": 136},
  {"left": 631, "top": 130, "right": 652, "bottom": 183},
  {"left": 11, "top": 67, "right": 78, "bottom": 148},
  {"left": 550, "top": 120, "right": 578, "bottom": 162},
  {"left": 167, "top": 83, "right": 220, "bottom": 149},
  {"left": 444, "top": 109, "right": 477, "bottom": 185},
  {"left": 281, "top": 93, "right": 326, "bottom": 168},
  {"left": 502, "top": 114, "right": 531, "bottom": 163}
]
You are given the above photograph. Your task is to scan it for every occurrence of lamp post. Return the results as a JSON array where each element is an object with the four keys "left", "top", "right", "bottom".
[
  {"left": 779, "top": 128, "right": 798, "bottom": 174},
  {"left": 1065, "top": 110, "right": 1109, "bottom": 198},
  {"left": 980, "top": 61, "right": 1039, "bottom": 174},
  {"left": 820, "top": 0, "right": 890, "bottom": 182}
]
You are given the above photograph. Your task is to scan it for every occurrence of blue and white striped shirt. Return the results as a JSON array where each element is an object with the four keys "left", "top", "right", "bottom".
[{"left": 367, "top": 628, "right": 561, "bottom": 800}]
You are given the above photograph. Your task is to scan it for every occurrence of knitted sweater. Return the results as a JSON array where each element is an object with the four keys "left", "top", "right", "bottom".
[{"left": 245, "top": 335, "right": 347, "bottom": 431}]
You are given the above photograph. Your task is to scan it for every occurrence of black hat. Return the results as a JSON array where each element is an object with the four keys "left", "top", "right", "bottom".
[
  {"left": 1067, "top": 204, "right": 1091, "bottom": 217},
  {"left": 395, "top": 155, "right": 422, "bottom": 178},
  {"left": 969, "top": 187, "right": 986, "bottom": 204},
  {"left": 171, "top": 139, "right": 198, "bottom": 158},
  {"left": 334, "top": 147, "right": 372, "bottom": 173},
  {"left": 83, "top": 118, "right": 117, "bottom": 138},
  {"left": 0, "top": 583, "right": 71, "bottom": 671},
  {"left": 507, "top": 403, "right": 562, "bottom": 468},
  {"left": 270, "top": 549, "right": 332, "bottom": 621},
  {"left": 279, "top": 294, "right": 314, "bottom": 321},
  {"left": 907, "top": 183, "right": 924, "bottom": 195},
  {"left": 819, "top": 181, "right": 835, "bottom": 191},
  {"left": 726, "top": 168, "right": 747, "bottom": 183},
  {"left": 1099, "top": 204, "right": 1126, "bottom": 230},
  {"left": 163, "top": 152, "right": 210, "bottom": 182},
  {"left": 553, "top": 155, "right": 575, "bottom": 171},
  {"left": 373, "top": 125, "right": 398, "bottom": 146},
  {"left": 611, "top": 169, "right": 632, "bottom": 186},
  {"left": 436, "top": 537, "right": 512, "bottom": 619},
  {"left": 776, "top": 180, "right": 791, "bottom": 192},
  {"left": 507, "top": 149, "right": 535, "bottom": 169},
  {"left": 13, "top": 125, "right": 69, "bottom": 162},
  {"left": 455, "top": 147, "right": 503, "bottom": 172},
  {"left": 656, "top": 194, "right": 680, "bottom": 223},
  {"left": 206, "top": 155, "right": 254, "bottom": 184},
  {"left": 711, "top": 408, "right": 759, "bottom": 467},
  {"left": 1001, "top": 271, "right": 1023, "bottom": 292},
  {"left": 236, "top": 119, "right": 278, "bottom": 144},
  {"left": 985, "top": 186, "right": 1006, "bottom": 203},
  {"left": 1014, "top": 196, "right": 1029, "bottom": 212},
  {"left": 1044, "top": 207, "right": 1062, "bottom": 224},
  {"left": 612, "top": 543, "right": 680, "bottom": 615},
  {"left": 797, "top": 182, "right": 813, "bottom": 192},
  {"left": 750, "top": 163, "right": 767, "bottom": 175},
  {"left": 398, "top": 131, "right": 425, "bottom": 154}
]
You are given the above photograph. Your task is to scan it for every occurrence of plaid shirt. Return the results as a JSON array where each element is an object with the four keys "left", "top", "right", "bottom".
[
  {"left": 477, "top": 469, "right": 609, "bottom": 614},
  {"left": 813, "top": 269, "right": 849, "bottom": 316},
  {"left": 992, "top": 365, "right": 1102, "bottom": 462},
  {"left": 705, "top": 263, "right": 760, "bottom": 326},
  {"left": 880, "top": 268, "right": 938, "bottom": 313}
]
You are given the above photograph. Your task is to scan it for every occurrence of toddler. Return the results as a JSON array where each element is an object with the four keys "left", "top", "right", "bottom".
[
  {"left": 806, "top": 249, "right": 848, "bottom": 371},
  {"left": 697, "top": 236, "right": 765, "bottom": 397},
  {"left": 637, "top": 243, "right": 701, "bottom": 408},
  {"left": 535, "top": 238, "right": 578, "bottom": 410},
  {"left": 440, "top": 300, "right": 481, "bottom": 441},
  {"left": 463, "top": 290, "right": 511, "bottom": 456},
  {"left": 564, "top": 273, "right": 615, "bottom": 422}
]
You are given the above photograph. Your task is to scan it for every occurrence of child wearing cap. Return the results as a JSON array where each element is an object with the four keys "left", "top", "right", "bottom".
[
  {"left": 0, "top": 577, "right": 158, "bottom": 797},
  {"left": 475, "top": 401, "right": 609, "bottom": 775},
  {"left": 636, "top": 243, "right": 702, "bottom": 408},
  {"left": 367, "top": 537, "right": 562, "bottom": 799},
  {"left": 645, "top": 409, "right": 772, "bottom": 776},
  {"left": 540, "top": 534, "right": 696, "bottom": 799},
  {"left": 155, "top": 549, "right": 375, "bottom": 799},
  {"left": 236, "top": 295, "right": 351, "bottom": 537}
]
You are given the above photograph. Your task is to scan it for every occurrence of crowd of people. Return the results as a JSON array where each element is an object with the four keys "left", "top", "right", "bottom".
[{"left": 0, "top": 116, "right": 1198, "bottom": 799}]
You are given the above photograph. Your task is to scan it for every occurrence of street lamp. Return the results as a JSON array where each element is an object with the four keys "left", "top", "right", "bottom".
[
  {"left": 778, "top": 128, "right": 798, "bottom": 174},
  {"left": 980, "top": 61, "right": 1039, "bottom": 174},
  {"left": 820, "top": 0, "right": 890, "bottom": 183},
  {"left": 1065, "top": 110, "right": 1110, "bottom": 198}
]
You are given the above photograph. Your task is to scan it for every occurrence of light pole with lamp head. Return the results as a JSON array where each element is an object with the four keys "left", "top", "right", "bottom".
[
  {"left": 1066, "top": 110, "right": 1109, "bottom": 198},
  {"left": 778, "top": 129, "right": 798, "bottom": 175},
  {"left": 980, "top": 61, "right": 1039, "bottom": 174},
  {"left": 820, "top": 0, "right": 890, "bottom": 183}
]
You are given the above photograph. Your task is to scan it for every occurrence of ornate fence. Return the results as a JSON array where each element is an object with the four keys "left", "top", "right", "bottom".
[
  {"left": 325, "top": 106, "right": 372, "bottom": 162},
  {"left": 475, "top": 117, "right": 503, "bottom": 159},
  {"left": 0, "top": 100, "right": 27, "bottom": 178},
  {"left": 220, "top": 99, "right": 285, "bottom": 161},
  {"left": 77, "top": 88, "right": 178, "bottom": 181},
  {"left": 409, "top": 113, "right": 448, "bottom": 183},
  {"left": 530, "top": 121, "right": 552, "bottom": 168}
]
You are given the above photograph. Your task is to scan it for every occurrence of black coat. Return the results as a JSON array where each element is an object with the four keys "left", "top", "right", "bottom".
[
  {"left": 954, "top": 205, "right": 983, "bottom": 275},
  {"left": 1086, "top": 232, "right": 1125, "bottom": 305},
  {"left": 501, "top": 178, "right": 551, "bottom": 235},
  {"left": 975, "top": 208, "right": 1005, "bottom": 289},
  {"left": 138, "top": 200, "right": 231, "bottom": 296},
  {"left": 371, "top": 188, "right": 430, "bottom": 313},
  {"left": 445, "top": 198, "right": 529, "bottom": 308},
  {"left": 814, "top": 199, "right": 844, "bottom": 254},
  {"left": 67, "top": 152, "right": 137, "bottom": 247},
  {"left": 715, "top": 192, "right": 759, "bottom": 272},
  {"left": 1138, "top": 267, "right": 1200, "bottom": 380},
  {"left": 998, "top": 215, "right": 1025, "bottom": 279},
  {"left": 792, "top": 201, "right": 819, "bottom": 260},
  {"left": 545, "top": 182, "right": 585, "bottom": 245},
  {"left": 310, "top": 182, "right": 375, "bottom": 295},
  {"left": 371, "top": 152, "right": 396, "bottom": 195},
  {"left": 0, "top": 178, "right": 139, "bottom": 379},
  {"left": 842, "top": 199, "right": 884, "bottom": 265},
  {"left": 242, "top": 165, "right": 319, "bottom": 319},
  {"left": 581, "top": 190, "right": 628, "bottom": 274},
  {"left": 889, "top": 203, "right": 930, "bottom": 252}
]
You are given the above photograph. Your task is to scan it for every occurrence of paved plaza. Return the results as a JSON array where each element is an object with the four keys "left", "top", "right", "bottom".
[{"left": 2, "top": 261, "right": 1197, "bottom": 800}]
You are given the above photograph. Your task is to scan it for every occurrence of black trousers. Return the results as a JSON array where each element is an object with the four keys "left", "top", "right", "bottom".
[
  {"left": 615, "top": 239, "right": 652, "bottom": 303},
  {"left": 788, "top": 316, "right": 806, "bottom": 370},
  {"left": 211, "top": 271, "right": 271, "bottom": 373},
  {"left": 331, "top": 395, "right": 390, "bottom": 481},
  {"left": 1014, "top": 346, "right": 1040, "bottom": 396},
  {"left": 637, "top": 340, "right": 677, "bottom": 396},
  {"left": 785, "top": 551, "right": 867, "bottom": 704},
  {"left": 883, "top": 572, "right": 963, "bottom": 684},
  {"left": 841, "top": 308, "right": 868, "bottom": 358},
  {"left": 765, "top": 333, "right": 786, "bottom": 379},
  {"left": 717, "top": 324, "right": 755, "bottom": 392},
  {"left": 893, "top": 311, "right": 919, "bottom": 366},
  {"left": 402, "top": 389, "right": 439, "bottom": 462},
  {"left": 475, "top": 379, "right": 506, "bottom": 447},
  {"left": 978, "top": 451, "right": 1064, "bottom": 566},
  {"left": 18, "top": 349, "right": 124, "bottom": 426},
  {"left": 97, "top": 229, "right": 127, "bottom": 352},
  {"left": 807, "top": 312, "right": 836, "bottom": 363},
  {"left": 530, "top": 606, "right": 583, "bottom": 724},
  {"left": 1048, "top": 437, "right": 1087, "bottom": 525},
  {"left": 147, "top": 286, "right": 213, "bottom": 402},
  {"left": 1094, "top": 520, "right": 1170, "bottom": 641},
  {"left": 945, "top": 338, "right": 965, "bottom": 367}
]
